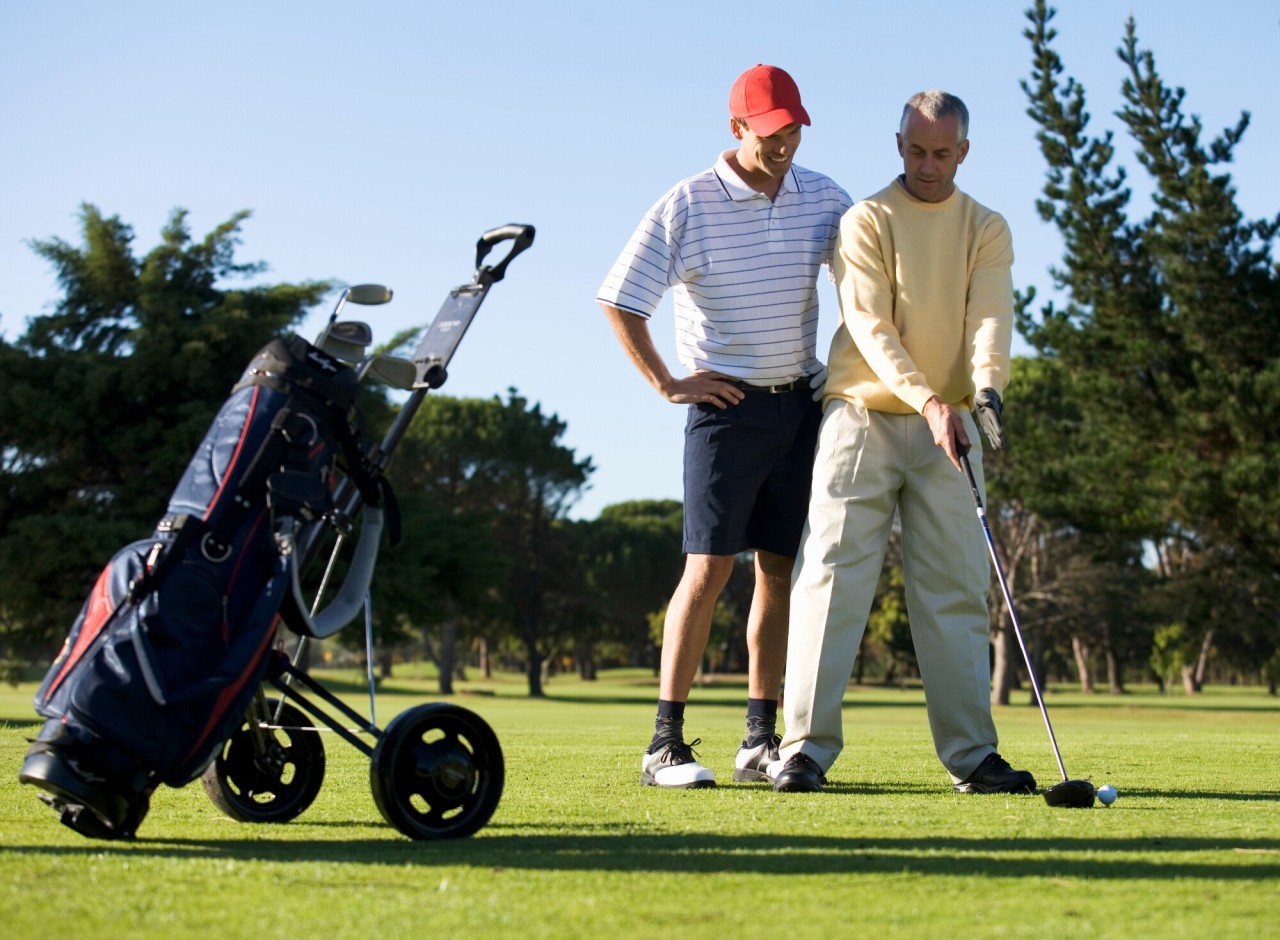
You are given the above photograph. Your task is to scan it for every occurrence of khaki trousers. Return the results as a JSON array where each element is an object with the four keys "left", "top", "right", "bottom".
[{"left": 780, "top": 400, "right": 998, "bottom": 783}]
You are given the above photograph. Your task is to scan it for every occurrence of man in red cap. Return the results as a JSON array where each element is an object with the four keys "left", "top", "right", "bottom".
[{"left": 597, "top": 64, "right": 851, "bottom": 788}]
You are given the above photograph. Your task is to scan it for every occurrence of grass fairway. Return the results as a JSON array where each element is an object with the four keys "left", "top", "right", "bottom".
[{"left": 2, "top": 670, "right": 1277, "bottom": 939}]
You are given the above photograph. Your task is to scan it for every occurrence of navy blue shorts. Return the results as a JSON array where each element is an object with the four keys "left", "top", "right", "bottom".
[{"left": 682, "top": 388, "right": 821, "bottom": 557}]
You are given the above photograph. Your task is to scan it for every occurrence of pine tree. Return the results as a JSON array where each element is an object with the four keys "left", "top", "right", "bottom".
[
  {"left": 1019, "top": 2, "right": 1280, "bottom": 689},
  {"left": 0, "top": 205, "right": 330, "bottom": 677}
]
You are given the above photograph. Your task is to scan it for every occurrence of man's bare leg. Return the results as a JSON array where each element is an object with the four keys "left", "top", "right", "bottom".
[
  {"left": 746, "top": 549, "right": 794, "bottom": 700},
  {"left": 641, "top": 553, "right": 735, "bottom": 788},
  {"left": 659, "top": 553, "right": 736, "bottom": 701},
  {"left": 729, "top": 549, "right": 794, "bottom": 781}
]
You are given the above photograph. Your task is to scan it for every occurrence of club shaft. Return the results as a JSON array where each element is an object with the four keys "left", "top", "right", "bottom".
[
  {"left": 364, "top": 591, "right": 376, "bottom": 730},
  {"left": 313, "top": 288, "right": 350, "bottom": 349},
  {"left": 961, "top": 453, "right": 1070, "bottom": 783}
]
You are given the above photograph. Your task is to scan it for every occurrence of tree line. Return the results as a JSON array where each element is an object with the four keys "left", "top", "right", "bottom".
[{"left": 2, "top": 5, "right": 1277, "bottom": 696}]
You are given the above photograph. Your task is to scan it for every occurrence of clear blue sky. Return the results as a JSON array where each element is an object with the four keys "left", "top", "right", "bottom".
[{"left": 3, "top": 1, "right": 1277, "bottom": 520}]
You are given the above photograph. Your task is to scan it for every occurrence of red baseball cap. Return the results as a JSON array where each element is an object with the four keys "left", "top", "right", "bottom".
[{"left": 728, "top": 64, "right": 811, "bottom": 137}]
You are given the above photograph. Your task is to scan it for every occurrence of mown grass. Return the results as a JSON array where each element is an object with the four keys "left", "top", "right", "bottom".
[{"left": 2, "top": 670, "right": 1277, "bottom": 939}]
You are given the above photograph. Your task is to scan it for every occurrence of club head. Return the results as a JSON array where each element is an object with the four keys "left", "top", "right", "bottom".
[
  {"left": 331, "top": 320, "right": 373, "bottom": 345},
  {"left": 357, "top": 354, "right": 417, "bottom": 390},
  {"left": 320, "top": 321, "right": 373, "bottom": 363},
  {"left": 1044, "top": 779, "right": 1096, "bottom": 809},
  {"left": 316, "top": 284, "right": 387, "bottom": 348},
  {"left": 345, "top": 283, "right": 393, "bottom": 305}
]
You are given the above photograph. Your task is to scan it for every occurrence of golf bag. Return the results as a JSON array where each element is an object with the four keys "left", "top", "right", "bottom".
[{"left": 19, "top": 334, "right": 388, "bottom": 839}]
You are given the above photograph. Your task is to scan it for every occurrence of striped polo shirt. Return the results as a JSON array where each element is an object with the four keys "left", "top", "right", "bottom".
[{"left": 597, "top": 150, "right": 852, "bottom": 385}]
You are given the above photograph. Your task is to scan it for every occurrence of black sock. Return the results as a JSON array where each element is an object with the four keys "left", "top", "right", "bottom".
[
  {"left": 650, "top": 700, "right": 686, "bottom": 750},
  {"left": 745, "top": 698, "right": 778, "bottom": 747}
]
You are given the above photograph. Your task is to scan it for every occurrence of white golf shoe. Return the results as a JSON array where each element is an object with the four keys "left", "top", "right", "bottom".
[
  {"left": 641, "top": 738, "right": 715, "bottom": 788},
  {"left": 732, "top": 734, "right": 782, "bottom": 782}
]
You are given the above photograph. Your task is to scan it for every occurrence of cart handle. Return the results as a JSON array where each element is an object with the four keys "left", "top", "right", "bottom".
[{"left": 475, "top": 224, "right": 536, "bottom": 284}]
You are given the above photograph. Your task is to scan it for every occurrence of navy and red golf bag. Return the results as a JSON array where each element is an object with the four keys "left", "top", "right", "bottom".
[{"left": 19, "top": 334, "right": 385, "bottom": 839}]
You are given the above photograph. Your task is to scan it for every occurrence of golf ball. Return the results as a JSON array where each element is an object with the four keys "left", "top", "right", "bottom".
[{"left": 1097, "top": 784, "right": 1118, "bottom": 805}]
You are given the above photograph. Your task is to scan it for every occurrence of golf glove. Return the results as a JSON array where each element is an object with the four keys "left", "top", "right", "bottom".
[
  {"left": 974, "top": 387, "right": 1006, "bottom": 450},
  {"left": 808, "top": 364, "right": 828, "bottom": 402}
]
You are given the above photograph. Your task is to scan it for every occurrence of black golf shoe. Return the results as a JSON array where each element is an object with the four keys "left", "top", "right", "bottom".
[
  {"left": 953, "top": 752, "right": 1036, "bottom": 794},
  {"left": 772, "top": 752, "right": 826, "bottom": 792}
]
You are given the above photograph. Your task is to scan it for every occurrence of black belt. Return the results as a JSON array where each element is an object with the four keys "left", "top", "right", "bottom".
[{"left": 731, "top": 376, "right": 810, "bottom": 394}]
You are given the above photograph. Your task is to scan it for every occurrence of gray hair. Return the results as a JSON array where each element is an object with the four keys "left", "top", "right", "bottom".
[{"left": 900, "top": 91, "right": 969, "bottom": 142}]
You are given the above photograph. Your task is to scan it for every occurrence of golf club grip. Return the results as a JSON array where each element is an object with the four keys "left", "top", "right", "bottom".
[{"left": 960, "top": 447, "right": 983, "bottom": 508}]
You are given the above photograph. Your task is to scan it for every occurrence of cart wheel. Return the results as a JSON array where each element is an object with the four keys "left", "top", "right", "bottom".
[
  {"left": 370, "top": 703, "right": 503, "bottom": 840},
  {"left": 200, "top": 697, "right": 325, "bottom": 823}
]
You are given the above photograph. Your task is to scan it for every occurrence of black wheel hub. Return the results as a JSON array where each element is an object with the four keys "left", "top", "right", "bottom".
[{"left": 415, "top": 741, "right": 476, "bottom": 801}]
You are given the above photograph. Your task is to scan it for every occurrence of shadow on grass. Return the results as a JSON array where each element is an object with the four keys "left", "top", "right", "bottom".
[
  {"left": 541, "top": 691, "right": 937, "bottom": 708},
  {"left": 540, "top": 688, "right": 1280, "bottom": 711},
  {"left": 1050, "top": 787, "right": 1280, "bottom": 803},
  {"left": 7, "top": 830, "right": 1279, "bottom": 879},
  {"left": 773, "top": 782, "right": 1280, "bottom": 802}
]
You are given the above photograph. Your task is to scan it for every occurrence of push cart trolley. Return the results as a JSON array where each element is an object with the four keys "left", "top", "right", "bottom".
[{"left": 200, "top": 224, "right": 536, "bottom": 840}]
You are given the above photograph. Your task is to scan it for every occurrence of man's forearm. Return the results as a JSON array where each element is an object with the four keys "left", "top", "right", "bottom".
[
  {"left": 601, "top": 303, "right": 676, "bottom": 396},
  {"left": 599, "top": 303, "right": 744, "bottom": 409}
]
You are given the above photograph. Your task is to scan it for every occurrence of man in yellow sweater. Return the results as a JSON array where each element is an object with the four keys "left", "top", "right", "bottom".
[{"left": 772, "top": 90, "right": 1037, "bottom": 795}]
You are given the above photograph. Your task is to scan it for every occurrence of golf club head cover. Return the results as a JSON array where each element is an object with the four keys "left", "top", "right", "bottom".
[{"left": 974, "top": 388, "right": 1006, "bottom": 450}]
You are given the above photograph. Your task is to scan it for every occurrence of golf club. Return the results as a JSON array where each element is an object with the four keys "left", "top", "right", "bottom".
[
  {"left": 356, "top": 353, "right": 417, "bottom": 390},
  {"left": 319, "top": 320, "right": 374, "bottom": 363},
  {"left": 313, "top": 283, "right": 393, "bottom": 351},
  {"left": 960, "top": 448, "right": 1097, "bottom": 809}
]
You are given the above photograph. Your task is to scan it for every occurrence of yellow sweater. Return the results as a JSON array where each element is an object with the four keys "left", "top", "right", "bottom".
[{"left": 826, "top": 177, "right": 1014, "bottom": 415}]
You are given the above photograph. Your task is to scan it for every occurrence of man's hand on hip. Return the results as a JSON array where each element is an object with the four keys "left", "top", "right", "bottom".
[{"left": 663, "top": 371, "right": 746, "bottom": 409}]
